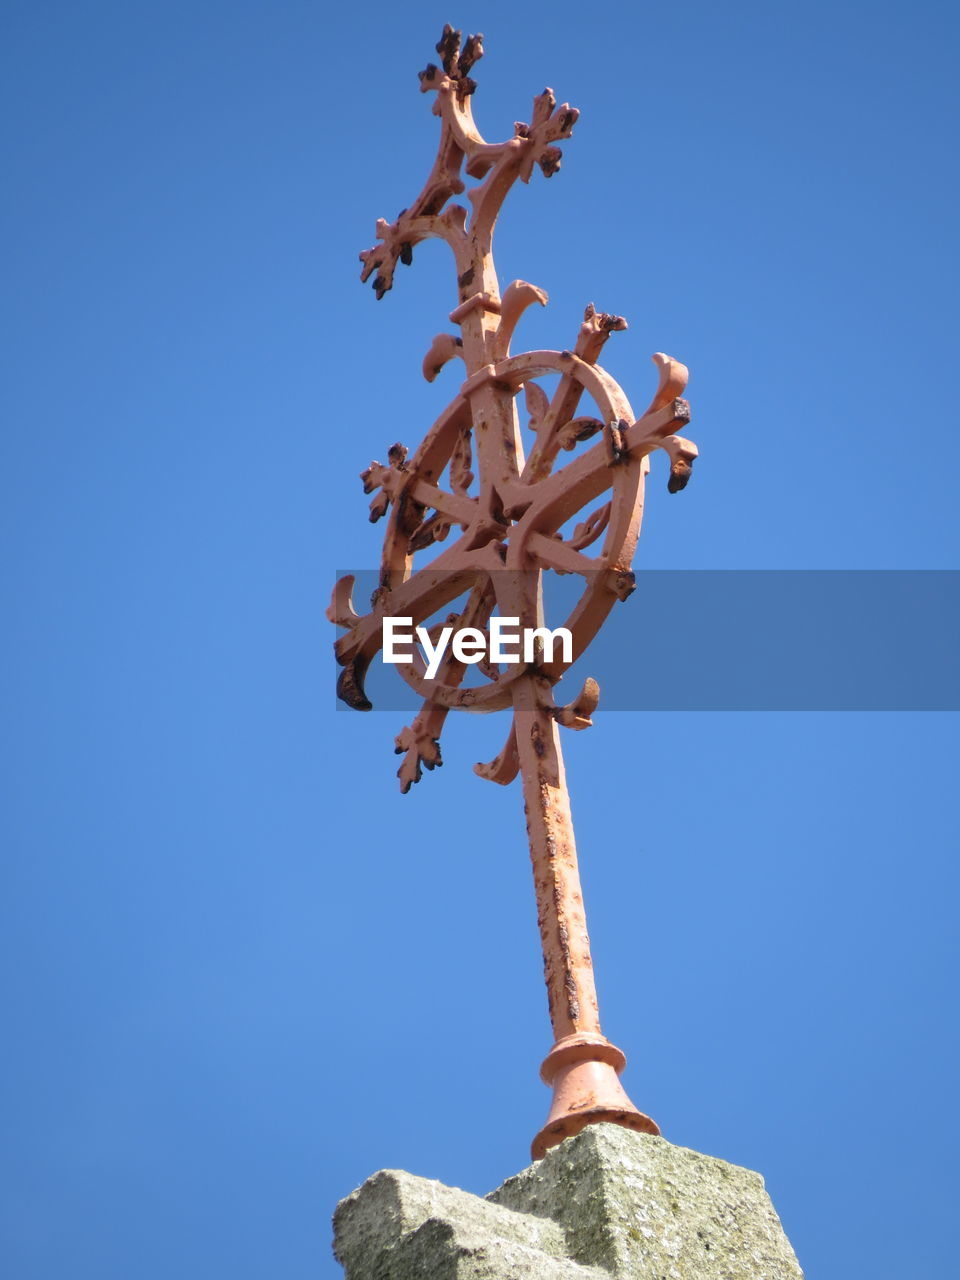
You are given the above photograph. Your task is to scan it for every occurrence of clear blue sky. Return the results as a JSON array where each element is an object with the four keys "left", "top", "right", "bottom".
[{"left": 2, "top": 2, "right": 958, "bottom": 1278}]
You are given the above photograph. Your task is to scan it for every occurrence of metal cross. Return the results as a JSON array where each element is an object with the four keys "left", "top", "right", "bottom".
[{"left": 329, "top": 25, "right": 698, "bottom": 1159}]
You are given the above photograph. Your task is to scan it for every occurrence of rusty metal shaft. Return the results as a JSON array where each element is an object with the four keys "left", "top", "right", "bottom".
[{"left": 511, "top": 675, "right": 659, "bottom": 1159}]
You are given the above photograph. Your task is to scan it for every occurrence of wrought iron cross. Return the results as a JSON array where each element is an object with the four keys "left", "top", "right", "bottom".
[{"left": 329, "top": 25, "right": 697, "bottom": 1159}]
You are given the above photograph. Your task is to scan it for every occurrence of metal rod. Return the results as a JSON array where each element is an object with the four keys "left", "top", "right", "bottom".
[{"left": 512, "top": 673, "right": 658, "bottom": 1157}]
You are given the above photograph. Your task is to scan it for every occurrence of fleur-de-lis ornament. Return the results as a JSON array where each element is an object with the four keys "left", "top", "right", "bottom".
[{"left": 329, "top": 25, "right": 698, "bottom": 1159}]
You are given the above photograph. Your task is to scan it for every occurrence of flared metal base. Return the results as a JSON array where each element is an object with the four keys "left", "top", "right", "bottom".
[{"left": 531, "top": 1032, "right": 659, "bottom": 1160}]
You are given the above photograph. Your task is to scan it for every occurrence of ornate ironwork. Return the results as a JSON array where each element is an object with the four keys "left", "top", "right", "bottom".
[{"left": 329, "top": 25, "right": 698, "bottom": 1159}]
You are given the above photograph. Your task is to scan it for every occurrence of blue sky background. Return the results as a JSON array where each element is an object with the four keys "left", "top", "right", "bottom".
[{"left": 2, "top": 2, "right": 958, "bottom": 1277}]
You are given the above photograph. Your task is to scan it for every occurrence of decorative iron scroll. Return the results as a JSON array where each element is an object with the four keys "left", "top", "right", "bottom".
[{"left": 329, "top": 25, "right": 698, "bottom": 1160}]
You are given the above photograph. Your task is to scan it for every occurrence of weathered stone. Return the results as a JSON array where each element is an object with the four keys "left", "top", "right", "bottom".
[
  {"left": 488, "top": 1125, "right": 803, "bottom": 1279},
  {"left": 333, "top": 1167, "right": 605, "bottom": 1279},
  {"left": 333, "top": 1125, "right": 803, "bottom": 1279},
  {"left": 388, "top": 1215, "right": 610, "bottom": 1279}
]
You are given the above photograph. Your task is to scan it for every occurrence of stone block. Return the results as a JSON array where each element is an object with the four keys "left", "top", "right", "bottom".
[
  {"left": 333, "top": 1124, "right": 803, "bottom": 1278},
  {"left": 489, "top": 1124, "right": 803, "bottom": 1279},
  {"left": 333, "top": 1168, "right": 605, "bottom": 1279}
]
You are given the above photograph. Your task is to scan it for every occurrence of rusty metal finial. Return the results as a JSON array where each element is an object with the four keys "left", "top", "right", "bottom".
[{"left": 330, "top": 25, "right": 698, "bottom": 1160}]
